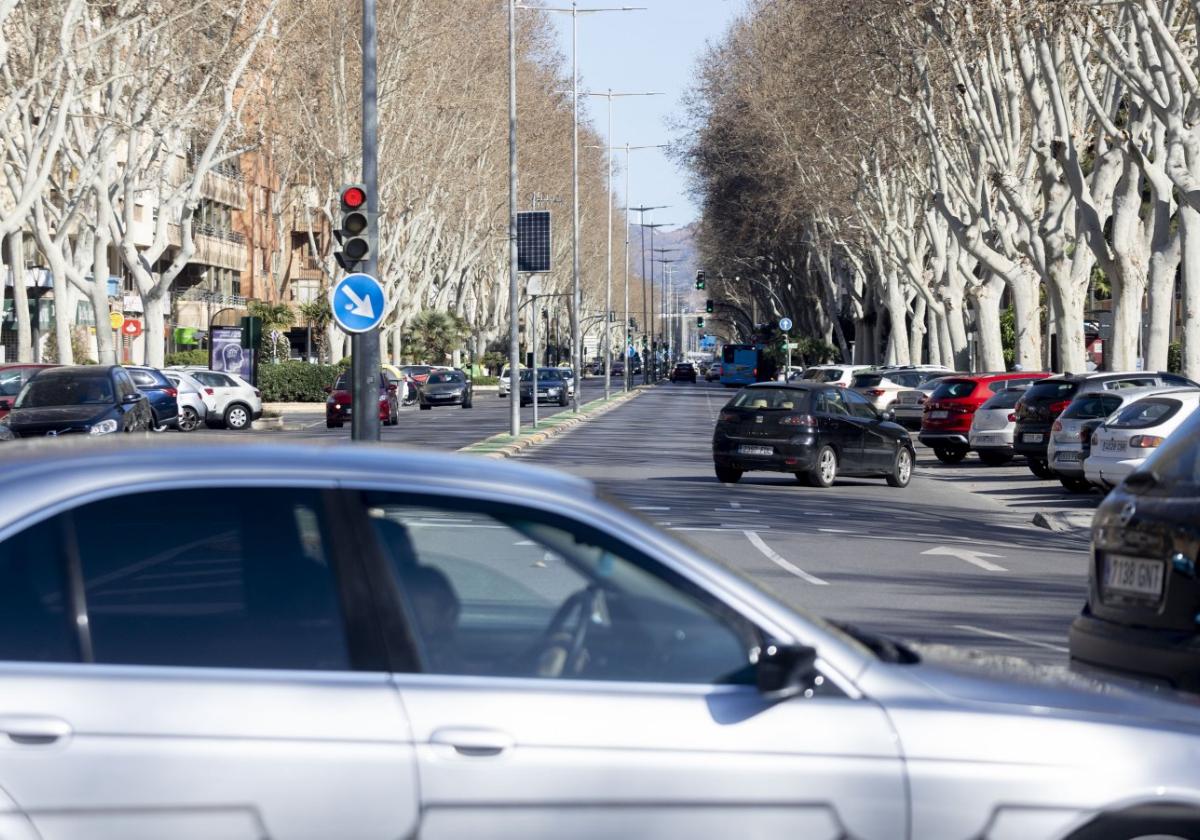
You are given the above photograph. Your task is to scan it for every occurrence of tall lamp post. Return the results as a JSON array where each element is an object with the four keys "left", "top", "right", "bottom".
[
  {"left": 581, "top": 92, "right": 662, "bottom": 401},
  {"left": 534, "top": 2, "right": 644, "bottom": 412},
  {"left": 653, "top": 255, "right": 678, "bottom": 363},
  {"left": 629, "top": 205, "right": 667, "bottom": 383},
  {"left": 640, "top": 222, "right": 671, "bottom": 380},
  {"left": 651, "top": 245, "right": 678, "bottom": 376}
]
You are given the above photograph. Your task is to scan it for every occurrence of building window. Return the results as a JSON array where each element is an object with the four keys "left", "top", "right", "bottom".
[{"left": 231, "top": 272, "right": 241, "bottom": 298}]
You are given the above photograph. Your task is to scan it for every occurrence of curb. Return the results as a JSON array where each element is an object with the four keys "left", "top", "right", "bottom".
[
  {"left": 1032, "top": 511, "right": 1094, "bottom": 534},
  {"left": 460, "top": 387, "right": 649, "bottom": 459}
]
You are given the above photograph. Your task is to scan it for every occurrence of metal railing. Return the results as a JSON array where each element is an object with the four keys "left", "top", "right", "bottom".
[{"left": 194, "top": 223, "right": 245, "bottom": 245}]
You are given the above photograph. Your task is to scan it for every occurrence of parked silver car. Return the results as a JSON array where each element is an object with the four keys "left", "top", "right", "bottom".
[
  {"left": 0, "top": 439, "right": 1198, "bottom": 839},
  {"left": 161, "top": 369, "right": 209, "bottom": 432},
  {"left": 1047, "top": 385, "right": 1170, "bottom": 492}
]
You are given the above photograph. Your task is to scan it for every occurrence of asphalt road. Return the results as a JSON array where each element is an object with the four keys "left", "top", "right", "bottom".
[
  {"left": 514, "top": 379, "right": 1093, "bottom": 668},
  {"left": 206, "top": 377, "right": 620, "bottom": 450}
]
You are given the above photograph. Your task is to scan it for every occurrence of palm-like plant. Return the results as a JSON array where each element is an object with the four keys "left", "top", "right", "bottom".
[
  {"left": 407, "top": 309, "right": 469, "bottom": 364},
  {"left": 248, "top": 300, "right": 296, "bottom": 363}
]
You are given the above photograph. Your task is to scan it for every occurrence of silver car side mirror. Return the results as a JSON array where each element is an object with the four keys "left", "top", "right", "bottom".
[{"left": 755, "top": 642, "right": 819, "bottom": 701}]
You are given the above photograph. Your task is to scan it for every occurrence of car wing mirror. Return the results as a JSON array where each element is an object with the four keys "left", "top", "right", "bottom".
[
  {"left": 323, "top": 385, "right": 332, "bottom": 394},
  {"left": 756, "top": 642, "right": 819, "bottom": 702},
  {"left": 123, "top": 392, "right": 143, "bottom": 404},
  {"left": 881, "top": 410, "right": 895, "bottom": 422}
]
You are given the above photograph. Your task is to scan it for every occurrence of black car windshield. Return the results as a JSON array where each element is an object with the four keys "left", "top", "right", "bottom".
[
  {"left": 427, "top": 372, "right": 464, "bottom": 384},
  {"left": 930, "top": 379, "right": 977, "bottom": 399},
  {"left": 1109, "top": 398, "right": 1181, "bottom": 429},
  {"left": 16, "top": 376, "right": 114, "bottom": 407},
  {"left": 730, "top": 388, "right": 809, "bottom": 410},
  {"left": 538, "top": 369, "right": 562, "bottom": 381},
  {"left": 1024, "top": 381, "right": 1079, "bottom": 402},
  {"left": 1062, "top": 393, "right": 1116, "bottom": 419}
]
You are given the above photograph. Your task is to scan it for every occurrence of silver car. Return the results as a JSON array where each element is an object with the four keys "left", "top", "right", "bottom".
[
  {"left": 0, "top": 439, "right": 1197, "bottom": 839},
  {"left": 162, "top": 370, "right": 209, "bottom": 432},
  {"left": 1047, "top": 386, "right": 1169, "bottom": 492}
]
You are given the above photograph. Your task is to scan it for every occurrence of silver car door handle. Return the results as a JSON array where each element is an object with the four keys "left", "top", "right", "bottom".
[
  {"left": 430, "top": 727, "right": 514, "bottom": 757},
  {"left": 0, "top": 715, "right": 72, "bottom": 746}
]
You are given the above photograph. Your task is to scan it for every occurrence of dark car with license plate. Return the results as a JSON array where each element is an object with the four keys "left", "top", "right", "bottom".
[
  {"left": 418, "top": 370, "right": 473, "bottom": 410},
  {"left": 125, "top": 366, "right": 180, "bottom": 430},
  {"left": 518, "top": 368, "right": 570, "bottom": 407},
  {"left": 670, "top": 363, "right": 697, "bottom": 383},
  {"left": 1069, "top": 406, "right": 1200, "bottom": 689},
  {"left": 712, "top": 382, "right": 914, "bottom": 488},
  {"left": 1014, "top": 372, "right": 1195, "bottom": 479},
  {"left": 0, "top": 365, "right": 152, "bottom": 438}
]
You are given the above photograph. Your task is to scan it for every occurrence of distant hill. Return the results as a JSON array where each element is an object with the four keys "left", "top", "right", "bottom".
[{"left": 626, "top": 221, "right": 699, "bottom": 305}]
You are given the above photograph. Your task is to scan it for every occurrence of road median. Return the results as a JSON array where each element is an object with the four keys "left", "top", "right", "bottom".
[{"left": 459, "top": 386, "right": 649, "bottom": 458}]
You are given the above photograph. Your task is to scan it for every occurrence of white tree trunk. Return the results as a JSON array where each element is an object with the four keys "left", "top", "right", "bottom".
[
  {"left": 6, "top": 231, "right": 33, "bottom": 362},
  {"left": 972, "top": 275, "right": 1006, "bottom": 372},
  {"left": 141, "top": 293, "right": 167, "bottom": 367},
  {"left": 1180, "top": 203, "right": 1200, "bottom": 380}
]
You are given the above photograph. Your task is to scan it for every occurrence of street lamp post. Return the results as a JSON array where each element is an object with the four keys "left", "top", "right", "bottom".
[
  {"left": 581, "top": 92, "right": 662, "bottom": 401},
  {"left": 534, "top": 3, "right": 645, "bottom": 412},
  {"left": 641, "top": 223, "right": 671, "bottom": 380},
  {"left": 629, "top": 205, "right": 667, "bottom": 383},
  {"left": 653, "top": 247, "right": 678, "bottom": 371}
]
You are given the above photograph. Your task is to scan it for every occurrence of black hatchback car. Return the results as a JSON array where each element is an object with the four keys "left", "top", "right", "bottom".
[
  {"left": 0, "top": 365, "right": 152, "bottom": 438},
  {"left": 1070, "top": 407, "right": 1200, "bottom": 689},
  {"left": 712, "top": 382, "right": 915, "bottom": 488}
]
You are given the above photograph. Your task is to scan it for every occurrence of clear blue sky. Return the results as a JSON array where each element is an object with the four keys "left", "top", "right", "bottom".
[{"left": 544, "top": 0, "right": 747, "bottom": 227}]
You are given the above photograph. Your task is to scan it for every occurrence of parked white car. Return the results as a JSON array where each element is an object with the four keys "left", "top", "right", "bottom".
[
  {"left": 852, "top": 369, "right": 950, "bottom": 411},
  {"left": 967, "top": 385, "right": 1029, "bottom": 465},
  {"left": 1048, "top": 385, "right": 1170, "bottom": 491},
  {"left": 168, "top": 367, "right": 263, "bottom": 430},
  {"left": 1085, "top": 389, "right": 1200, "bottom": 487},
  {"left": 793, "top": 364, "right": 868, "bottom": 388},
  {"left": 161, "top": 370, "right": 210, "bottom": 433}
]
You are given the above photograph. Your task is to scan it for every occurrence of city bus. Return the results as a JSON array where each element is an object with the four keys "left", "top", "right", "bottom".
[{"left": 719, "top": 344, "right": 763, "bottom": 387}]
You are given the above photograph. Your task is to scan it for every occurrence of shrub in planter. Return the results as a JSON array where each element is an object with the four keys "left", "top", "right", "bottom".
[
  {"left": 257, "top": 361, "right": 340, "bottom": 402},
  {"left": 165, "top": 349, "right": 210, "bottom": 367}
]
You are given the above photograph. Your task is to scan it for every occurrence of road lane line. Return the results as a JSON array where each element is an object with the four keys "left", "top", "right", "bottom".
[
  {"left": 922, "top": 546, "right": 1008, "bottom": 572},
  {"left": 633, "top": 506, "right": 671, "bottom": 511},
  {"left": 818, "top": 528, "right": 854, "bottom": 534},
  {"left": 954, "top": 624, "right": 1068, "bottom": 653},
  {"left": 715, "top": 508, "right": 761, "bottom": 513},
  {"left": 744, "top": 531, "right": 828, "bottom": 585}
]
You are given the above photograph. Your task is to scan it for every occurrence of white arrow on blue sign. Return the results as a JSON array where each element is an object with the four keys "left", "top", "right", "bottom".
[
  {"left": 331, "top": 273, "right": 387, "bottom": 334},
  {"left": 779, "top": 317, "right": 793, "bottom": 332}
]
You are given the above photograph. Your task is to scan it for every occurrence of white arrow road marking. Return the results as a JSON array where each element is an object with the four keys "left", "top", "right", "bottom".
[
  {"left": 341, "top": 285, "right": 375, "bottom": 319},
  {"left": 744, "top": 531, "right": 828, "bottom": 585},
  {"left": 921, "top": 546, "right": 1007, "bottom": 572},
  {"left": 954, "top": 624, "right": 1068, "bottom": 653}
]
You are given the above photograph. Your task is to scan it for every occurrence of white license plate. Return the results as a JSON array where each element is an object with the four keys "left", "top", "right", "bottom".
[
  {"left": 929, "top": 410, "right": 949, "bottom": 419},
  {"left": 973, "top": 433, "right": 1001, "bottom": 444},
  {"left": 738, "top": 445, "right": 773, "bottom": 456},
  {"left": 1055, "top": 451, "right": 1083, "bottom": 462},
  {"left": 1023, "top": 433, "right": 1044, "bottom": 443},
  {"left": 1105, "top": 554, "right": 1164, "bottom": 598},
  {"left": 1102, "top": 439, "right": 1127, "bottom": 453}
]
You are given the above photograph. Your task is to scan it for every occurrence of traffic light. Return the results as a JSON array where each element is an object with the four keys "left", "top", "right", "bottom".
[
  {"left": 696, "top": 316, "right": 705, "bottom": 328},
  {"left": 334, "top": 184, "right": 372, "bottom": 271},
  {"left": 705, "top": 299, "right": 714, "bottom": 313},
  {"left": 695, "top": 270, "right": 706, "bottom": 290}
]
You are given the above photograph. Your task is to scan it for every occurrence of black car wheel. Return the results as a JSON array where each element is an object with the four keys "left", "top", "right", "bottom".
[
  {"left": 224, "top": 403, "right": 252, "bottom": 431},
  {"left": 558, "top": 392, "right": 569, "bottom": 407},
  {"left": 806, "top": 446, "right": 838, "bottom": 488},
  {"left": 1028, "top": 458, "right": 1055, "bottom": 479},
  {"left": 715, "top": 464, "right": 742, "bottom": 483},
  {"left": 326, "top": 420, "right": 342, "bottom": 429},
  {"left": 886, "top": 447, "right": 913, "bottom": 488},
  {"left": 977, "top": 450, "right": 1013, "bottom": 466},
  {"left": 177, "top": 406, "right": 201, "bottom": 433},
  {"left": 933, "top": 447, "right": 968, "bottom": 465},
  {"left": 420, "top": 403, "right": 432, "bottom": 411},
  {"left": 462, "top": 397, "right": 472, "bottom": 409},
  {"left": 1060, "top": 476, "right": 1093, "bottom": 493}
]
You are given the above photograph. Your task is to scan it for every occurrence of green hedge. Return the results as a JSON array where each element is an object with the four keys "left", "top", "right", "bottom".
[
  {"left": 257, "top": 360, "right": 340, "bottom": 402},
  {"left": 1169, "top": 342, "right": 1182, "bottom": 374},
  {"left": 473, "top": 375, "right": 499, "bottom": 386},
  {"left": 165, "top": 349, "right": 209, "bottom": 367}
]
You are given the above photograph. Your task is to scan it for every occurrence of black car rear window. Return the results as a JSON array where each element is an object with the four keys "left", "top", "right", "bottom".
[
  {"left": 930, "top": 379, "right": 977, "bottom": 399},
  {"left": 852, "top": 374, "right": 885, "bottom": 388},
  {"left": 730, "top": 389, "right": 810, "bottom": 410},
  {"left": 1062, "top": 394, "right": 1120, "bottom": 420},
  {"left": 1024, "top": 381, "right": 1079, "bottom": 402},
  {"left": 1109, "top": 398, "right": 1181, "bottom": 429},
  {"left": 980, "top": 389, "right": 1025, "bottom": 410},
  {"left": 334, "top": 373, "right": 350, "bottom": 390}
]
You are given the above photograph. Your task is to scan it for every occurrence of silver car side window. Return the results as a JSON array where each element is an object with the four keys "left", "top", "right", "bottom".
[{"left": 365, "top": 499, "right": 759, "bottom": 685}]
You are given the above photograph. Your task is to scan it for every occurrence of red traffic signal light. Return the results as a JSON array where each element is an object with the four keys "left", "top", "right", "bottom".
[{"left": 341, "top": 186, "right": 367, "bottom": 210}]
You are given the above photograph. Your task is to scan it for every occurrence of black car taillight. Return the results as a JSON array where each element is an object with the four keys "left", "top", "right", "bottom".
[
  {"left": 718, "top": 411, "right": 739, "bottom": 424},
  {"left": 163, "top": 387, "right": 178, "bottom": 398},
  {"left": 778, "top": 414, "right": 817, "bottom": 428}
]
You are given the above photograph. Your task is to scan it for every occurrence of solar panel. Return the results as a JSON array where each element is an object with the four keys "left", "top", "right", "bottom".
[{"left": 517, "top": 211, "right": 551, "bottom": 273}]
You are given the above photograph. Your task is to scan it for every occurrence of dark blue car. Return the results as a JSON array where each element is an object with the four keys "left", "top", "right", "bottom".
[{"left": 125, "top": 366, "right": 180, "bottom": 431}]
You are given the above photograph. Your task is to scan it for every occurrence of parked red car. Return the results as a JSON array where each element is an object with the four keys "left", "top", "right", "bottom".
[
  {"left": 919, "top": 371, "right": 1049, "bottom": 463},
  {"left": 0, "top": 364, "right": 57, "bottom": 419},
  {"left": 325, "top": 370, "right": 400, "bottom": 429}
]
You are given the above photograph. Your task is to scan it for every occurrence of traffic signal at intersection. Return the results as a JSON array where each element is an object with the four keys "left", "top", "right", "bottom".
[
  {"left": 706, "top": 299, "right": 713, "bottom": 313},
  {"left": 696, "top": 316, "right": 705, "bottom": 328},
  {"left": 695, "top": 270, "right": 705, "bottom": 290},
  {"left": 335, "top": 184, "right": 373, "bottom": 271}
]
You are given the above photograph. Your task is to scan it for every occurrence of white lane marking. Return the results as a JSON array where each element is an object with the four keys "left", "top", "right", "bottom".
[
  {"left": 513, "top": 540, "right": 536, "bottom": 546},
  {"left": 921, "top": 546, "right": 1008, "bottom": 572},
  {"left": 954, "top": 624, "right": 1068, "bottom": 654},
  {"left": 633, "top": 505, "right": 671, "bottom": 511},
  {"left": 744, "top": 531, "right": 828, "bottom": 585},
  {"left": 800, "top": 512, "right": 835, "bottom": 517},
  {"left": 818, "top": 528, "right": 854, "bottom": 534},
  {"left": 715, "top": 508, "right": 761, "bottom": 513},
  {"left": 730, "top": 501, "right": 741, "bottom": 509}
]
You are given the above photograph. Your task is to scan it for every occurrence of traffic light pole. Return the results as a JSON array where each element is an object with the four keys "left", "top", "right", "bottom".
[{"left": 353, "top": 0, "right": 382, "bottom": 442}]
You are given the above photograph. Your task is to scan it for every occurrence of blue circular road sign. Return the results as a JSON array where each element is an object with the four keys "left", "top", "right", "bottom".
[
  {"left": 331, "top": 273, "right": 387, "bottom": 334},
  {"left": 779, "top": 317, "right": 793, "bottom": 332}
]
